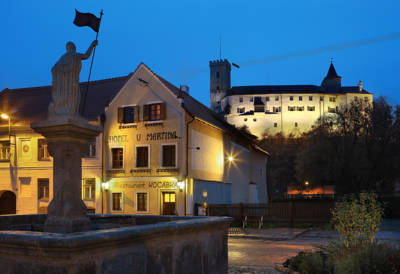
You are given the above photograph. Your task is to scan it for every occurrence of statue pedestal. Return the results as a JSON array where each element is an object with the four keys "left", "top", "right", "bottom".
[{"left": 31, "top": 116, "right": 101, "bottom": 233}]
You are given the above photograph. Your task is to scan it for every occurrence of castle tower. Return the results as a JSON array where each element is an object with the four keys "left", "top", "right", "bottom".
[
  {"left": 209, "top": 59, "right": 231, "bottom": 112},
  {"left": 321, "top": 61, "right": 342, "bottom": 92}
]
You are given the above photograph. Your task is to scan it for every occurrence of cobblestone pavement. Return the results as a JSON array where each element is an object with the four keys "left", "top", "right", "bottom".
[{"left": 228, "top": 265, "right": 281, "bottom": 274}]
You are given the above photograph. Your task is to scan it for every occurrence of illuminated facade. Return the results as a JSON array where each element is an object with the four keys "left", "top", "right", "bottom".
[
  {"left": 0, "top": 63, "right": 268, "bottom": 215},
  {"left": 210, "top": 60, "right": 373, "bottom": 137}
]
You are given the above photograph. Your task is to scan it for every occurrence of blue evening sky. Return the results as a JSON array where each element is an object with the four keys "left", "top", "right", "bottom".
[{"left": 1, "top": 1, "right": 399, "bottom": 106}]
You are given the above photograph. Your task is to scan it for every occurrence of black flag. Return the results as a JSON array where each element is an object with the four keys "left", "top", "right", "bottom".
[{"left": 73, "top": 9, "right": 100, "bottom": 32}]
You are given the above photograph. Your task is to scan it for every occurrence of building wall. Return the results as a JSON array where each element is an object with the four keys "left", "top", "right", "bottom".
[{"left": 223, "top": 93, "right": 373, "bottom": 137}]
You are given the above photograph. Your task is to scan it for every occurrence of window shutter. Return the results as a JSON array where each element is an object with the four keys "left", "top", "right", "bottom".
[
  {"left": 118, "top": 107, "right": 124, "bottom": 123},
  {"left": 143, "top": 105, "right": 149, "bottom": 121},
  {"left": 160, "top": 103, "right": 166, "bottom": 120},
  {"left": 134, "top": 106, "right": 140, "bottom": 122}
]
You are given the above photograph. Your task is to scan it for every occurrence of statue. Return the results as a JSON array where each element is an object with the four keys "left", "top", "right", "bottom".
[{"left": 48, "top": 40, "right": 98, "bottom": 118}]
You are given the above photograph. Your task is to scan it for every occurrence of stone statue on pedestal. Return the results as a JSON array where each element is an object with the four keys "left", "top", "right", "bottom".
[{"left": 48, "top": 40, "right": 97, "bottom": 118}]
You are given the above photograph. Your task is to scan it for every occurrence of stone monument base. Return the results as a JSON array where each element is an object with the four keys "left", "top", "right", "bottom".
[{"left": 0, "top": 214, "right": 231, "bottom": 274}]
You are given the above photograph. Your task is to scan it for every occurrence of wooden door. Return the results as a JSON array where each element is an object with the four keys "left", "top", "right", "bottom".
[{"left": 162, "top": 192, "right": 176, "bottom": 215}]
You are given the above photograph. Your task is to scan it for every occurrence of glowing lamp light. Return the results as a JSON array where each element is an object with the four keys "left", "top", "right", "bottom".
[
  {"left": 102, "top": 182, "right": 109, "bottom": 190},
  {"left": 305, "top": 181, "right": 310, "bottom": 186},
  {"left": 1, "top": 114, "right": 9, "bottom": 120},
  {"left": 202, "top": 190, "right": 208, "bottom": 198},
  {"left": 228, "top": 156, "right": 234, "bottom": 162},
  {"left": 177, "top": 181, "right": 184, "bottom": 191}
]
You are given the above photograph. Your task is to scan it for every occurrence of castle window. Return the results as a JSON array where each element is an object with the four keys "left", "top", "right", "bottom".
[
  {"left": 249, "top": 97, "right": 253, "bottom": 102},
  {"left": 328, "top": 107, "right": 336, "bottom": 113},
  {"left": 295, "top": 122, "right": 298, "bottom": 127},
  {"left": 329, "top": 97, "right": 336, "bottom": 102},
  {"left": 290, "top": 96, "right": 294, "bottom": 101},
  {"left": 297, "top": 106, "right": 304, "bottom": 111},
  {"left": 273, "top": 106, "right": 281, "bottom": 112},
  {"left": 239, "top": 97, "right": 243, "bottom": 103},
  {"left": 216, "top": 71, "right": 220, "bottom": 78},
  {"left": 309, "top": 96, "right": 313, "bottom": 101},
  {"left": 266, "top": 96, "right": 270, "bottom": 102},
  {"left": 253, "top": 118, "right": 257, "bottom": 122},
  {"left": 237, "top": 107, "right": 245, "bottom": 114},
  {"left": 307, "top": 106, "right": 315, "bottom": 111},
  {"left": 275, "top": 96, "right": 279, "bottom": 101},
  {"left": 288, "top": 106, "right": 296, "bottom": 111},
  {"left": 274, "top": 123, "right": 277, "bottom": 128},
  {"left": 244, "top": 118, "right": 247, "bottom": 122},
  {"left": 299, "top": 96, "right": 303, "bottom": 101},
  {"left": 320, "top": 96, "right": 324, "bottom": 101}
]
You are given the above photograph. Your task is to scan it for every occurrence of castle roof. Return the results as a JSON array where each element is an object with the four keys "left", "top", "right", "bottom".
[{"left": 325, "top": 62, "right": 341, "bottom": 79}]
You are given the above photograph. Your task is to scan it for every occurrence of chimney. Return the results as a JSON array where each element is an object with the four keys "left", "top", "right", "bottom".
[{"left": 358, "top": 80, "right": 363, "bottom": 92}]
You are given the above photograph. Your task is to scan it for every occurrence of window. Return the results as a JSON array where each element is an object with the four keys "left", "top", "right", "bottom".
[
  {"left": 82, "top": 178, "right": 95, "bottom": 200},
  {"left": 38, "top": 178, "right": 49, "bottom": 200},
  {"left": 254, "top": 105, "right": 264, "bottom": 112},
  {"left": 38, "top": 139, "right": 50, "bottom": 161},
  {"left": 309, "top": 96, "right": 313, "bottom": 101},
  {"left": 112, "top": 192, "right": 123, "bottom": 211},
  {"left": 307, "top": 106, "right": 315, "bottom": 111},
  {"left": 136, "top": 192, "right": 148, "bottom": 212},
  {"left": 273, "top": 106, "right": 281, "bottom": 112},
  {"left": 161, "top": 144, "right": 176, "bottom": 167},
  {"left": 239, "top": 97, "right": 243, "bottom": 103},
  {"left": 0, "top": 141, "right": 10, "bottom": 161},
  {"left": 275, "top": 96, "right": 279, "bottom": 101},
  {"left": 329, "top": 97, "right": 336, "bottom": 102},
  {"left": 288, "top": 106, "right": 296, "bottom": 111},
  {"left": 297, "top": 106, "right": 304, "bottom": 111},
  {"left": 143, "top": 103, "right": 166, "bottom": 121},
  {"left": 290, "top": 96, "right": 294, "bottom": 101},
  {"left": 111, "top": 147, "right": 123, "bottom": 169},
  {"left": 85, "top": 138, "right": 96, "bottom": 157},
  {"left": 136, "top": 146, "right": 149, "bottom": 168},
  {"left": 118, "top": 106, "right": 139, "bottom": 124},
  {"left": 265, "top": 96, "right": 270, "bottom": 102},
  {"left": 320, "top": 96, "right": 324, "bottom": 101},
  {"left": 253, "top": 118, "right": 257, "bottom": 122},
  {"left": 295, "top": 122, "right": 298, "bottom": 127},
  {"left": 216, "top": 71, "right": 220, "bottom": 78},
  {"left": 299, "top": 96, "right": 303, "bottom": 101},
  {"left": 244, "top": 118, "right": 247, "bottom": 122},
  {"left": 249, "top": 97, "right": 253, "bottom": 102},
  {"left": 274, "top": 123, "right": 278, "bottom": 128},
  {"left": 237, "top": 107, "right": 245, "bottom": 114},
  {"left": 328, "top": 107, "right": 336, "bottom": 113}
]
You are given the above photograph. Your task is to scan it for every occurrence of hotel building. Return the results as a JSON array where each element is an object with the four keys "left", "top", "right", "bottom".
[{"left": 0, "top": 63, "right": 268, "bottom": 215}]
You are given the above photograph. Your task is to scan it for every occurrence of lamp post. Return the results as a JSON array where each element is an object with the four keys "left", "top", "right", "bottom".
[{"left": 1, "top": 113, "right": 10, "bottom": 143}]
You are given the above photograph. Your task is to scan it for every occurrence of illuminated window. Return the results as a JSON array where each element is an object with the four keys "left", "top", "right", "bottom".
[
  {"left": 136, "top": 146, "right": 149, "bottom": 168},
  {"left": 85, "top": 138, "right": 96, "bottom": 158},
  {"left": 112, "top": 192, "right": 123, "bottom": 211},
  {"left": 0, "top": 141, "right": 10, "bottom": 161},
  {"left": 111, "top": 147, "right": 123, "bottom": 169},
  {"left": 161, "top": 144, "right": 176, "bottom": 167},
  {"left": 38, "top": 139, "right": 50, "bottom": 161},
  {"left": 307, "top": 106, "right": 315, "bottom": 111},
  {"left": 136, "top": 192, "right": 148, "bottom": 212},
  {"left": 143, "top": 103, "right": 166, "bottom": 121},
  {"left": 38, "top": 178, "right": 49, "bottom": 200},
  {"left": 118, "top": 106, "right": 138, "bottom": 124},
  {"left": 82, "top": 178, "right": 95, "bottom": 200}
]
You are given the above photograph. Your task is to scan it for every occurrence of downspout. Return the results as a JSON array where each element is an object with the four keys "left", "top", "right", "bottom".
[
  {"left": 185, "top": 111, "right": 195, "bottom": 216},
  {"left": 100, "top": 113, "right": 106, "bottom": 214}
]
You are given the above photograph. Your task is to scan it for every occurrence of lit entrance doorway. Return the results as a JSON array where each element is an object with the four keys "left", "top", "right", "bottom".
[
  {"left": 162, "top": 192, "right": 176, "bottom": 215},
  {"left": 0, "top": 191, "right": 16, "bottom": 215}
]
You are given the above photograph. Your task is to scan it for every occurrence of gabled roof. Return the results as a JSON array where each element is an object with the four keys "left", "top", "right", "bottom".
[{"left": 0, "top": 76, "right": 130, "bottom": 125}]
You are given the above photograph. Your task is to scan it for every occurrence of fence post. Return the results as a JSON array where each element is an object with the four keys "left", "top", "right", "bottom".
[{"left": 289, "top": 201, "right": 294, "bottom": 227}]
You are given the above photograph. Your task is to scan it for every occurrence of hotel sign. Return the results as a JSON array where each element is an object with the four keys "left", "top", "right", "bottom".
[
  {"left": 109, "top": 131, "right": 179, "bottom": 143},
  {"left": 118, "top": 181, "right": 178, "bottom": 189}
]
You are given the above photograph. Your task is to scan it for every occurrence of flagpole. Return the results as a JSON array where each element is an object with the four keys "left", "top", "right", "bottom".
[{"left": 81, "top": 9, "right": 103, "bottom": 116}]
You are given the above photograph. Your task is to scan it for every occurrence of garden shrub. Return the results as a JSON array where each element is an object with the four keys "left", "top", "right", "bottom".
[{"left": 331, "top": 192, "right": 384, "bottom": 248}]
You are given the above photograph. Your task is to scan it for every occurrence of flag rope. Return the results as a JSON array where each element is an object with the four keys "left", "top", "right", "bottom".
[{"left": 80, "top": 9, "right": 103, "bottom": 116}]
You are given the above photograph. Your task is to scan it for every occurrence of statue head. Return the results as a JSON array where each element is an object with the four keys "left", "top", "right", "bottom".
[{"left": 66, "top": 42, "right": 76, "bottom": 52}]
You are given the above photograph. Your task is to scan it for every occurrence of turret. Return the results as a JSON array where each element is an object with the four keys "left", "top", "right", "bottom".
[
  {"left": 321, "top": 62, "right": 342, "bottom": 92},
  {"left": 209, "top": 59, "right": 231, "bottom": 112}
]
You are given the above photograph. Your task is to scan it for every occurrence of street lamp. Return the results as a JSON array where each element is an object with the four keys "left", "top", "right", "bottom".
[{"left": 0, "top": 113, "right": 10, "bottom": 142}]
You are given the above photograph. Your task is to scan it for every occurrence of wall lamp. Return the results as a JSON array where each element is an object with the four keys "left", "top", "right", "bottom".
[
  {"left": 177, "top": 181, "right": 185, "bottom": 192},
  {"left": 228, "top": 156, "right": 234, "bottom": 162},
  {"left": 101, "top": 182, "right": 109, "bottom": 190}
]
